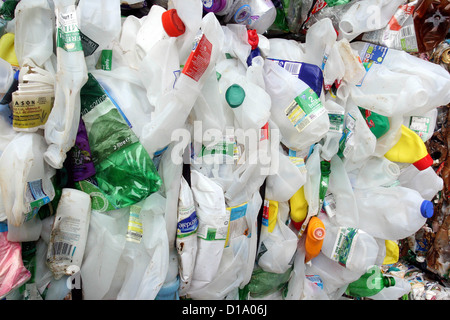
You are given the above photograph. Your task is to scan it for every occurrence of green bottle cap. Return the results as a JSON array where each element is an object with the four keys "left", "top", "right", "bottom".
[
  {"left": 383, "top": 276, "right": 396, "bottom": 288},
  {"left": 225, "top": 84, "right": 245, "bottom": 108}
]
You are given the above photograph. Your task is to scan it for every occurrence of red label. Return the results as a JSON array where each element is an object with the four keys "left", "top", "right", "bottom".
[
  {"left": 182, "top": 35, "right": 212, "bottom": 82},
  {"left": 260, "top": 122, "right": 269, "bottom": 141}
]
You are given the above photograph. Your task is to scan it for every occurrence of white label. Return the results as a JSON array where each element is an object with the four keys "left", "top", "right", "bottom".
[
  {"left": 126, "top": 205, "right": 143, "bottom": 243},
  {"left": 330, "top": 227, "right": 359, "bottom": 268},
  {"left": 323, "top": 191, "right": 337, "bottom": 218}
]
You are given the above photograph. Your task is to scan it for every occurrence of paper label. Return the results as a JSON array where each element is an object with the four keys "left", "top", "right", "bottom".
[
  {"left": 328, "top": 113, "right": 345, "bottom": 133},
  {"left": 177, "top": 205, "right": 199, "bottom": 238},
  {"left": 289, "top": 156, "right": 307, "bottom": 174},
  {"left": 49, "top": 216, "right": 82, "bottom": 261},
  {"left": 323, "top": 191, "right": 337, "bottom": 218},
  {"left": 126, "top": 205, "right": 143, "bottom": 243},
  {"left": 182, "top": 33, "right": 212, "bottom": 82},
  {"left": 262, "top": 200, "right": 277, "bottom": 233},
  {"left": 338, "top": 113, "right": 356, "bottom": 158},
  {"left": 285, "top": 88, "right": 326, "bottom": 133},
  {"left": 12, "top": 92, "right": 54, "bottom": 129},
  {"left": 330, "top": 227, "right": 359, "bottom": 268},
  {"left": 199, "top": 135, "right": 235, "bottom": 158},
  {"left": 357, "top": 43, "right": 389, "bottom": 87},
  {"left": 197, "top": 211, "right": 230, "bottom": 241},
  {"left": 306, "top": 275, "right": 324, "bottom": 290},
  {"left": 409, "top": 116, "right": 430, "bottom": 141},
  {"left": 75, "top": 179, "right": 117, "bottom": 212},
  {"left": 56, "top": 5, "right": 83, "bottom": 52},
  {"left": 225, "top": 202, "right": 249, "bottom": 247},
  {"left": 25, "top": 179, "right": 51, "bottom": 219},
  {"left": 96, "top": 50, "right": 112, "bottom": 71}
]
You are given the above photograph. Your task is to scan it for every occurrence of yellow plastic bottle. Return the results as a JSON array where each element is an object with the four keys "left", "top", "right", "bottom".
[
  {"left": 289, "top": 186, "right": 308, "bottom": 231},
  {"left": 305, "top": 216, "right": 326, "bottom": 263},
  {"left": 384, "top": 125, "right": 433, "bottom": 170}
]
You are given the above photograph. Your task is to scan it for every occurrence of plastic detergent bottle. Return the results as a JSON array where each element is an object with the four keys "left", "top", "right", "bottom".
[
  {"left": 304, "top": 216, "right": 326, "bottom": 263},
  {"left": 384, "top": 125, "right": 433, "bottom": 171}
]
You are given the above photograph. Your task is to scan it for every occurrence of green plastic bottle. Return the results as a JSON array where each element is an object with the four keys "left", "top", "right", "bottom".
[
  {"left": 346, "top": 267, "right": 396, "bottom": 298},
  {"left": 80, "top": 73, "right": 162, "bottom": 209}
]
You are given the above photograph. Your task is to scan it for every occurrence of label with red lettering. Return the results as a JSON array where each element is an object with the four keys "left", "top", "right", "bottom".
[{"left": 182, "top": 33, "right": 212, "bottom": 82}]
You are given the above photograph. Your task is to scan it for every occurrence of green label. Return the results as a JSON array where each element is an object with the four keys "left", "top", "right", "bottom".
[
  {"left": 75, "top": 179, "right": 117, "bottom": 212},
  {"left": 328, "top": 113, "right": 344, "bottom": 133},
  {"left": 331, "top": 227, "right": 358, "bottom": 268},
  {"left": 199, "top": 136, "right": 235, "bottom": 158},
  {"left": 56, "top": 6, "right": 83, "bottom": 52},
  {"left": 81, "top": 75, "right": 138, "bottom": 164},
  {"left": 285, "top": 88, "right": 325, "bottom": 133},
  {"left": 96, "top": 49, "right": 112, "bottom": 71}
]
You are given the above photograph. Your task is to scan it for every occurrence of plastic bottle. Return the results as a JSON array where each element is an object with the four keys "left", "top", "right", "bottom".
[
  {"left": 369, "top": 275, "right": 412, "bottom": 300},
  {"left": 320, "top": 212, "right": 379, "bottom": 274},
  {"left": 79, "top": 73, "right": 162, "bottom": 209},
  {"left": 246, "top": 0, "right": 277, "bottom": 34},
  {"left": 325, "top": 154, "right": 359, "bottom": 228},
  {"left": 43, "top": 0, "right": 88, "bottom": 170},
  {"left": 350, "top": 41, "right": 450, "bottom": 117},
  {"left": 188, "top": 170, "right": 228, "bottom": 292},
  {"left": 176, "top": 176, "right": 199, "bottom": 296},
  {"left": 384, "top": 125, "right": 433, "bottom": 171},
  {"left": 353, "top": 185, "right": 434, "bottom": 240},
  {"left": 263, "top": 59, "right": 329, "bottom": 152},
  {"left": 135, "top": 5, "right": 186, "bottom": 60},
  {"left": 359, "top": 107, "right": 390, "bottom": 139},
  {"left": 397, "top": 165, "right": 443, "bottom": 201},
  {"left": 338, "top": 0, "right": 405, "bottom": 41},
  {"left": 224, "top": 75, "right": 271, "bottom": 132},
  {"left": 345, "top": 265, "right": 396, "bottom": 298},
  {"left": 0, "top": 132, "right": 56, "bottom": 227},
  {"left": 304, "top": 252, "right": 367, "bottom": 299},
  {"left": 140, "top": 12, "right": 224, "bottom": 158},
  {"left": 46, "top": 188, "right": 91, "bottom": 280},
  {"left": 347, "top": 156, "right": 401, "bottom": 190},
  {"left": 265, "top": 150, "right": 307, "bottom": 203},
  {"left": 304, "top": 216, "right": 326, "bottom": 263}
]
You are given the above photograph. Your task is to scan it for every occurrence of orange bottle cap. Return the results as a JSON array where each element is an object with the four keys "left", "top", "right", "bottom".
[
  {"left": 313, "top": 227, "right": 326, "bottom": 241},
  {"left": 162, "top": 9, "right": 186, "bottom": 37}
]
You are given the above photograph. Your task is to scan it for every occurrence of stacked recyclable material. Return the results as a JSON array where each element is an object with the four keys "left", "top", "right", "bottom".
[{"left": 0, "top": 0, "right": 449, "bottom": 301}]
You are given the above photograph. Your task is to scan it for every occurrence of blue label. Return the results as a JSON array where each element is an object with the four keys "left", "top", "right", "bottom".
[
  {"left": 230, "top": 203, "right": 248, "bottom": 222},
  {"left": 357, "top": 44, "right": 389, "bottom": 87},
  {"left": 177, "top": 212, "right": 199, "bottom": 236}
]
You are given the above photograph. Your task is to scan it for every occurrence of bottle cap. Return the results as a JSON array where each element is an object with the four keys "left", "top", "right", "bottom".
[
  {"left": 420, "top": 200, "right": 434, "bottom": 219},
  {"left": 313, "top": 227, "right": 326, "bottom": 241},
  {"left": 291, "top": 219, "right": 305, "bottom": 231},
  {"left": 413, "top": 153, "right": 433, "bottom": 171},
  {"left": 225, "top": 84, "right": 245, "bottom": 108},
  {"left": 161, "top": 9, "right": 186, "bottom": 37},
  {"left": 383, "top": 276, "right": 396, "bottom": 288},
  {"left": 247, "top": 29, "right": 259, "bottom": 50},
  {"left": 203, "top": 0, "right": 227, "bottom": 13}
]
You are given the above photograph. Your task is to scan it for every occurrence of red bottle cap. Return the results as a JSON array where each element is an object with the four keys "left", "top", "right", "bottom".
[
  {"left": 162, "top": 9, "right": 186, "bottom": 37},
  {"left": 413, "top": 153, "right": 433, "bottom": 171},
  {"left": 247, "top": 29, "right": 259, "bottom": 50}
]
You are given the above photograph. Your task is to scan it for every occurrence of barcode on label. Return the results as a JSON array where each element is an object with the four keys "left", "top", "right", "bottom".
[
  {"left": 400, "top": 25, "right": 413, "bottom": 37},
  {"left": 283, "top": 62, "right": 301, "bottom": 76},
  {"left": 52, "top": 241, "right": 74, "bottom": 258},
  {"left": 26, "top": 179, "right": 47, "bottom": 201}
]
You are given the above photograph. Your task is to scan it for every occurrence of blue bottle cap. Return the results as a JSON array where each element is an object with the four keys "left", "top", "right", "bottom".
[{"left": 420, "top": 200, "right": 434, "bottom": 219}]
